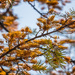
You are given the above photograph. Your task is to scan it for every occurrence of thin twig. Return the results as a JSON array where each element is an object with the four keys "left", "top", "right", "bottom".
[
  {"left": 21, "top": 59, "right": 32, "bottom": 69},
  {"left": 28, "top": 1, "right": 48, "bottom": 18}
]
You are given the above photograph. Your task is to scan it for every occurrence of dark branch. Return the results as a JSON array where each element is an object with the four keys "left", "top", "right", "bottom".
[
  {"left": 0, "top": 22, "right": 9, "bottom": 32},
  {"left": 0, "top": 21, "right": 75, "bottom": 58},
  {"left": 28, "top": 1, "right": 48, "bottom": 18}
]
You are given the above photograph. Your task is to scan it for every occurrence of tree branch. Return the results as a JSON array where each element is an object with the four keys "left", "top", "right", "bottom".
[
  {"left": 0, "top": 21, "right": 75, "bottom": 58},
  {"left": 28, "top": 1, "right": 48, "bottom": 18},
  {"left": 0, "top": 22, "right": 9, "bottom": 32}
]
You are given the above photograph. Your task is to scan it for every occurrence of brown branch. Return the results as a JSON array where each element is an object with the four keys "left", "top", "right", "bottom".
[
  {"left": 0, "top": 21, "right": 75, "bottom": 59},
  {"left": 0, "top": 22, "right": 9, "bottom": 32},
  {"left": 28, "top": 1, "right": 48, "bottom": 18}
]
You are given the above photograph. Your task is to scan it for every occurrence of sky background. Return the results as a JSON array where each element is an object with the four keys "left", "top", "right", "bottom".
[
  {"left": 13, "top": 0, "right": 75, "bottom": 30},
  {"left": 12, "top": 0, "right": 75, "bottom": 75}
]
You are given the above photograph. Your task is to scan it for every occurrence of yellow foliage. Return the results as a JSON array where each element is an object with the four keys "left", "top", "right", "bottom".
[
  {"left": 23, "top": 71, "right": 30, "bottom": 75},
  {"left": 51, "top": 71, "right": 57, "bottom": 75},
  {"left": 30, "top": 59, "right": 37, "bottom": 63},
  {"left": 24, "top": 0, "right": 34, "bottom": 2},
  {"left": 72, "top": 66, "right": 75, "bottom": 73},
  {"left": 7, "top": 57, "right": 15, "bottom": 60},
  {"left": 59, "top": 39, "right": 75, "bottom": 44},
  {"left": 48, "top": 15, "right": 55, "bottom": 21},
  {"left": 34, "top": 39, "right": 52, "bottom": 45},
  {"left": 0, "top": 40, "right": 4, "bottom": 43},
  {"left": 3, "top": 62, "right": 12, "bottom": 66},
  {"left": 37, "top": 18, "right": 46, "bottom": 24},
  {"left": 66, "top": 72, "right": 71, "bottom": 75},
  {"left": 8, "top": 73, "right": 16, "bottom": 75},
  {"left": 53, "top": 35, "right": 59, "bottom": 39},
  {"left": 19, "top": 44, "right": 30, "bottom": 49},
  {"left": 0, "top": 0, "right": 6, "bottom": 2},
  {"left": 0, "top": 71, "right": 6, "bottom": 75},
  {"left": 64, "top": 56, "right": 71, "bottom": 63},
  {"left": 69, "top": 29, "right": 75, "bottom": 33},
  {"left": 24, "top": 27, "right": 32, "bottom": 33},
  {"left": 42, "top": 24, "right": 51, "bottom": 31},
  {"left": 58, "top": 45, "right": 68, "bottom": 49},
  {"left": 38, "top": 0, "right": 47, "bottom": 3},
  {"left": 10, "top": 67, "right": 16, "bottom": 71},
  {"left": 37, "top": 23, "right": 41, "bottom": 29},
  {"left": 18, "top": 63, "right": 23, "bottom": 66},
  {"left": 3, "top": 47, "right": 9, "bottom": 52},
  {"left": 3, "top": 16, "right": 14, "bottom": 26},
  {"left": 0, "top": 60, "right": 5, "bottom": 65},
  {"left": 23, "top": 64, "right": 31, "bottom": 71},
  {"left": 2, "top": 34, "right": 8, "bottom": 39},
  {"left": 0, "top": 68, "right": 2, "bottom": 71},
  {"left": 29, "top": 42, "right": 39, "bottom": 47},
  {"left": 46, "top": 0, "right": 58, "bottom": 5},
  {"left": 49, "top": 8, "right": 54, "bottom": 13},
  {"left": 0, "top": 45, "right": 4, "bottom": 49},
  {"left": 60, "top": 19, "right": 65, "bottom": 25},
  {"left": 30, "top": 52, "right": 37, "bottom": 58}
]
